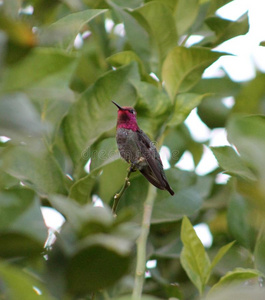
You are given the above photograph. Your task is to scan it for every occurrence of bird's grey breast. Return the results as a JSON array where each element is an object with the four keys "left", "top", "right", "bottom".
[{"left": 116, "top": 128, "right": 142, "bottom": 163}]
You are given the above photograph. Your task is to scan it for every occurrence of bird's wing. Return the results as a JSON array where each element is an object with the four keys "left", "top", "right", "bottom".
[{"left": 136, "top": 130, "right": 166, "bottom": 188}]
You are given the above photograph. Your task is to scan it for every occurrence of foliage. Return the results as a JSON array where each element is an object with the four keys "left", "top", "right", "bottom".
[{"left": 0, "top": 0, "right": 265, "bottom": 299}]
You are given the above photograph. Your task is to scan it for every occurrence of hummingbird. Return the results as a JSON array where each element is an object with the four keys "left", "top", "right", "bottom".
[{"left": 112, "top": 101, "right": 174, "bottom": 196}]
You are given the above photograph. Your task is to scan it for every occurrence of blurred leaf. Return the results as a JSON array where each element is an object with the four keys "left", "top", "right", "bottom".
[
  {"left": 97, "top": 159, "right": 128, "bottom": 203},
  {"left": 49, "top": 196, "right": 113, "bottom": 233},
  {"left": 133, "top": 1, "right": 178, "bottom": 69},
  {"left": 210, "top": 241, "right": 235, "bottom": 270},
  {"left": 227, "top": 193, "right": 257, "bottom": 250},
  {"left": 260, "top": 41, "right": 265, "bottom": 47},
  {"left": 116, "top": 296, "right": 161, "bottom": 300},
  {"left": 90, "top": 137, "right": 120, "bottom": 171},
  {"left": 0, "top": 31, "right": 7, "bottom": 74},
  {"left": 205, "top": 13, "right": 249, "bottom": 47},
  {"left": 0, "top": 262, "right": 54, "bottom": 300},
  {"left": 0, "top": 93, "right": 45, "bottom": 141},
  {"left": 205, "top": 285, "right": 265, "bottom": 300},
  {"left": 192, "top": 76, "right": 240, "bottom": 96},
  {"left": 110, "top": 3, "right": 151, "bottom": 70},
  {"left": 0, "top": 188, "right": 47, "bottom": 258},
  {"left": 206, "top": 0, "right": 234, "bottom": 17},
  {"left": 152, "top": 187, "right": 203, "bottom": 224},
  {"left": 39, "top": 9, "right": 107, "bottom": 48},
  {"left": 0, "top": 48, "right": 76, "bottom": 92},
  {"left": 1, "top": 143, "right": 68, "bottom": 195},
  {"left": 107, "top": 50, "right": 150, "bottom": 80},
  {"left": 162, "top": 47, "right": 227, "bottom": 100},
  {"left": 63, "top": 63, "right": 139, "bottom": 171},
  {"left": 210, "top": 146, "right": 256, "bottom": 181},
  {"left": 167, "top": 93, "right": 209, "bottom": 127},
  {"left": 254, "top": 225, "right": 265, "bottom": 275},
  {"left": 0, "top": 13, "right": 36, "bottom": 47},
  {"left": 66, "top": 234, "right": 132, "bottom": 292},
  {"left": 227, "top": 115, "right": 265, "bottom": 179},
  {"left": 197, "top": 97, "right": 231, "bottom": 128},
  {"left": 180, "top": 216, "right": 211, "bottom": 294},
  {"left": 233, "top": 72, "right": 265, "bottom": 115},
  {"left": 175, "top": 0, "right": 200, "bottom": 35},
  {"left": 69, "top": 173, "right": 96, "bottom": 204},
  {"left": 209, "top": 268, "right": 262, "bottom": 295}
]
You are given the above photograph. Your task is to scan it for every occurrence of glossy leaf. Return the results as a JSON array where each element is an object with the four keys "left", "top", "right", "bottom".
[
  {"left": 210, "top": 146, "right": 256, "bottom": 181},
  {"left": 162, "top": 47, "right": 227, "bottom": 99},
  {"left": 180, "top": 216, "right": 211, "bottom": 294}
]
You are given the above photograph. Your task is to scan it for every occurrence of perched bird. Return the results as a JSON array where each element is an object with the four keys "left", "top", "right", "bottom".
[{"left": 112, "top": 101, "right": 174, "bottom": 196}]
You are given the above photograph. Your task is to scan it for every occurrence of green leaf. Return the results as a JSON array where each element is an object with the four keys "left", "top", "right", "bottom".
[
  {"left": 66, "top": 234, "right": 132, "bottom": 292},
  {"left": 63, "top": 63, "right": 139, "bottom": 171},
  {"left": 233, "top": 72, "right": 265, "bottom": 115},
  {"left": 167, "top": 93, "right": 209, "bottom": 127},
  {"left": 133, "top": 1, "right": 178, "bottom": 66},
  {"left": 254, "top": 225, "right": 265, "bottom": 275},
  {"left": 0, "top": 262, "right": 54, "bottom": 300},
  {"left": 175, "top": 0, "right": 200, "bottom": 35},
  {"left": 152, "top": 188, "right": 203, "bottom": 224},
  {"left": 210, "top": 146, "right": 256, "bottom": 181},
  {"left": 227, "top": 193, "right": 257, "bottom": 250},
  {"left": 209, "top": 268, "right": 262, "bottom": 295},
  {"left": 162, "top": 46, "right": 227, "bottom": 99},
  {"left": 180, "top": 216, "right": 211, "bottom": 294},
  {"left": 39, "top": 9, "right": 107, "bottom": 48},
  {"left": 1, "top": 143, "right": 68, "bottom": 195},
  {"left": 49, "top": 196, "right": 113, "bottom": 234},
  {"left": 0, "top": 48, "right": 76, "bottom": 92},
  {"left": 69, "top": 173, "right": 96, "bottom": 204},
  {"left": 210, "top": 241, "right": 235, "bottom": 270},
  {"left": 110, "top": 3, "right": 151, "bottom": 70},
  {"left": 227, "top": 115, "right": 265, "bottom": 179},
  {"left": 0, "top": 188, "right": 47, "bottom": 258},
  {"left": 0, "top": 93, "right": 45, "bottom": 141},
  {"left": 90, "top": 137, "right": 120, "bottom": 171},
  {"left": 205, "top": 12, "right": 249, "bottom": 47},
  {"left": 197, "top": 97, "right": 231, "bottom": 128}
]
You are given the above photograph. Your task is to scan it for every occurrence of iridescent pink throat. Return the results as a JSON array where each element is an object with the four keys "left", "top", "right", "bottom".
[{"left": 116, "top": 110, "right": 139, "bottom": 132}]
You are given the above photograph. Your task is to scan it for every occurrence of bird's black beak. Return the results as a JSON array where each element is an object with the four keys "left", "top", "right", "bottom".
[{"left": 112, "top": 100, "right": 124, "bottom": 110}]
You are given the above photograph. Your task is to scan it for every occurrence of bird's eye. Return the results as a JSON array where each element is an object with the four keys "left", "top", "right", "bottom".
[{"left": 129, "top": 109, "right": 134, "bottom": 114}]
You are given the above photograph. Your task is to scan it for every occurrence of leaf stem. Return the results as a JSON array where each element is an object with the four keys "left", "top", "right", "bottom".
[
  {"left": 132, "top": 184, "right": 157, "bottom": 300},
  {"left": 112, "top": 166, "right": 133, "bottom": 216}
]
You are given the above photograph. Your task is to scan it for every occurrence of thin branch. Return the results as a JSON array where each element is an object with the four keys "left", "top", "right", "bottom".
[
  {"left": 132, "top": 184, "right": 157, "bottom": 300},
  {"left": 112, "top": 166, "right": 133, "bottom": 216}
]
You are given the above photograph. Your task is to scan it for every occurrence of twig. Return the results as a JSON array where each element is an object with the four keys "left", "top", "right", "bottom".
[
  {"left": 112, "top": 166, "right": 133, "bottom": 216},
  {"left": 132, "top": 184, "right": 157, "bottom": 300}
]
